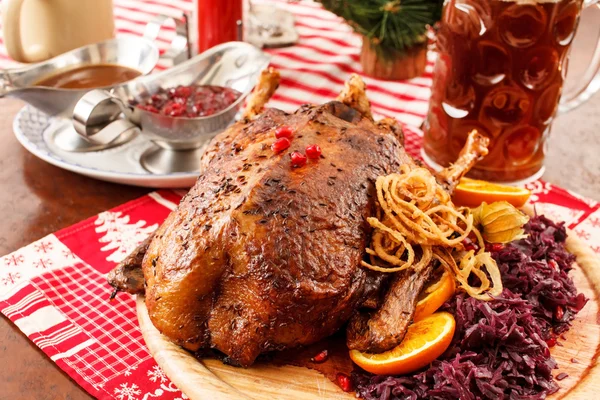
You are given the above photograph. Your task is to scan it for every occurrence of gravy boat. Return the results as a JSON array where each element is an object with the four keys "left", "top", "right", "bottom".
[
  {"left": 73, "top": 41, "right": 270, "bottom": 174},
  {"left": 0, "top": 35, "right": 159, "bottom": 118}
]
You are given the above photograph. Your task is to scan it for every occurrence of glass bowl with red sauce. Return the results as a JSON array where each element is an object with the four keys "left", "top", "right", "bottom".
[{"left": 107, "top": 42, "right": 270, "bottom": 151}]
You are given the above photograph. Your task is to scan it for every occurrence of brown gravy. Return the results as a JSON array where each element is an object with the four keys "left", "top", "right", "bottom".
[{"left": 34, "top": 64, "right": 141, "bottom": 89}]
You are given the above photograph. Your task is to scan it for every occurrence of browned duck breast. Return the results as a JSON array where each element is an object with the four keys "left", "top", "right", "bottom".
[{"left": 108, "top": 70, "right": 489, "bottom": 367}]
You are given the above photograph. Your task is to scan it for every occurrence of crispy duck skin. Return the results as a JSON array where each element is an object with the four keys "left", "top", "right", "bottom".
[
  {"left": 107, "top": 71, "right": 282, "bottom": 296},
  {"left": 107, "top": 73, "right": 489, "bottom": 365},
  {"left": 107, "top": 71, "right": 416, "bottom": 366},
  {"left": 142, "top": 102, "right": 412, "bottom": 367}
]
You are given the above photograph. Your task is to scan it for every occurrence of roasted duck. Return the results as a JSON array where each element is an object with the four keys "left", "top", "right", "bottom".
[{"left": 109, "top": 69, "right": 488, "bottom": 366}]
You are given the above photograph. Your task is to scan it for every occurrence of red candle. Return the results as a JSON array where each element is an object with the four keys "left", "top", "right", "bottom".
[{"left": 196, "top": 0, "right": 243, "bottom": 53}]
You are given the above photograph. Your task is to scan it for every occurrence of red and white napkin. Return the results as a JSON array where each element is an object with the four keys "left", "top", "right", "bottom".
[{"left": 1, "top": 1, "right": 600, "bottom": 399}]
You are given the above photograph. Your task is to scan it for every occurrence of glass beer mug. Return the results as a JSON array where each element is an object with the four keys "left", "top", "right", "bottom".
[{"left": 422, "top": 0, "right": 600, "bottom": 183}]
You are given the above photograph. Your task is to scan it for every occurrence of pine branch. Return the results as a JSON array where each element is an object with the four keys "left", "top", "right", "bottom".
[{"left": 319, "top": 0, "right": 443, "bottom": 55}]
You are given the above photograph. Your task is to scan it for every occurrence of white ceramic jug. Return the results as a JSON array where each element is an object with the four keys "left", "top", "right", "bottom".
[{"left": 1, "top": 0, "right": 115, "bottom": 63}]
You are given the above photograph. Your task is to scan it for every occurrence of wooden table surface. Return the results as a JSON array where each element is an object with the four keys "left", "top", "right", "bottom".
[
  {"left": 0, "top": 99, "right": 149, "bottom": 400},
  {"left": 1, "top": 14, "right": 600, "bottom": 399}
]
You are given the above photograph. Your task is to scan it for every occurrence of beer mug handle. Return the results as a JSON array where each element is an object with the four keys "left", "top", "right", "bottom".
[{"left": 559, "top": 1, "right": 600, "bottom": 113}]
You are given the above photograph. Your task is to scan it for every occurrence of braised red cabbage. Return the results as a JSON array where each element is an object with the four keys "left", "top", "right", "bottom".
[{"left": 353, "top": 215, "right": 588, "bottom": 400}]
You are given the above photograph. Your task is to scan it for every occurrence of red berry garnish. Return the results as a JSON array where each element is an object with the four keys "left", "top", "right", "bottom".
[
  {"left": 462, "top": 237, "right": 478, "bottom": 252},
  {"left": 493, "top": 243, "right": 504, "bottom": 252},
  {"left": 271, "top": 137, "right": 291, "bottom": 153},
  {"left": 546, "top": 337, "right": 557, "bottom": 347},
  {"left": 305, "top": 144, "right": 322, "bottom": 159},
  {"left": 336, "top": 373, "right": 353, "bottom": 392},
  {"left": 275, "top": 125, "right": 294, "bottom": 139},
  {"left": 485, "top": 243, "right": 505, "bottom": 253},
  {"left": 290, "top": 151, "right": 307, "bottom": 167},
  {"left": 311, "top": 349, "right": 328, "bottom": 363}
]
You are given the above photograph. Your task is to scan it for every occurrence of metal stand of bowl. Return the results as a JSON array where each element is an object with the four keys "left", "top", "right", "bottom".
[{"left": 140, "top": 141, "right": 208, "bottom": 174}]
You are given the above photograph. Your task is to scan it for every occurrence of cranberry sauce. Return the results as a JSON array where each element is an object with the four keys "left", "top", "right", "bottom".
[{"left": 135, "top": 84, "right": 241, "bottom": 118}]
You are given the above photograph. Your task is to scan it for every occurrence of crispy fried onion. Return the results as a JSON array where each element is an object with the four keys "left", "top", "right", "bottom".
[{"left": 361, "top": 165, "right": 503, "bottom": 300}]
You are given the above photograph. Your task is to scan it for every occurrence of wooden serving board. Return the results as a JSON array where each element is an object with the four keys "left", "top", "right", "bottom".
[{"left": 136, "top": 230, "right": 600, "bottom": 400}]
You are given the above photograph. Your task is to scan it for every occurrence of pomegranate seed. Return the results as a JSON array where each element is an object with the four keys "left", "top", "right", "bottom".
[
  {"left": 485, "top": 243, "right": 504, "bottom": 252},
  {"left": 492, "top": 243, "right": 504, "bottom": 252},
  {"left": 305, "top": 144, "right": 322, "bottom": 159},
  {"left": 336, "top": 373, "right": 352, "bottom": 392},
  {"left": 546, "top": 337, "right": 557, "bottom": 347},
  {"left": 311, "top": 349, "right": 329, "bottom": 363},
  {"left": 462, "top": 238, "right": 478, "bottom": 252},
  {"left": 290, "top": 151, "right": 307, "bottom": 168},
  {"left": 464, "top": 244, "right": 476, "bottom": 252},
  {"left": 554, "top": 305, "right": 564, "bottom": 321},
  {"left": 271, "top": 138, "right": 291, "bottom": 153},
  {"left": 275, "top": 125, "right": 294, "bottom": 139}
]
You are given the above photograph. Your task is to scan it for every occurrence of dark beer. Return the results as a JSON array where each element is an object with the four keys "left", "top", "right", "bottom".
[{"left": 423, "top": 0, "right": 583, "bottom": 182}]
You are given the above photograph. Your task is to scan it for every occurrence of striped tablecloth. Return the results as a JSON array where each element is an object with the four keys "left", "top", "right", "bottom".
[{"left": 1, "top": 1, "right": 600, "bottom": 399}]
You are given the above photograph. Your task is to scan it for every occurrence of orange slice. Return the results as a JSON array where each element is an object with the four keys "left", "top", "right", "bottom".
[
  {"left": 452, "top": 178, "right": 531, "bottom": 208},
  {"left": 349, "top": 312, "right": 455, "bottom": 375},
  {"left": 413, "top": 270, "right": 456, "bottom": 322}
]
